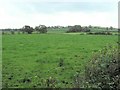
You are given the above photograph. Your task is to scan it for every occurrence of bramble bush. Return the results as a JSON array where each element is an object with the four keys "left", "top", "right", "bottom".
[
  {"left": 85, "top": 45, "right": 120, "bottom": 89},
  {"left": 72, "top": 44, "right": 119, "bottom": 89}
]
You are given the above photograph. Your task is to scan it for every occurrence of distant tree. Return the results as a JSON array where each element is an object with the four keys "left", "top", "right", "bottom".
[
  {"left": 68, "top": 26, "right": 72, "bottom": 28},
  {"left": 88, "top": 25, "right": 92, "bottom": 28},
  {"left": 10, "top": 30, "right": 15, "bottom": 34},
  {"left": 22, "top": 25, "right": 33, "bottom": 34},
  {"left": 106, "top": 27, "right": 109, "bottom": 30},
  {"left": 17, "top": 29, "right": 21, "bottom": 34},
  {"left": 118, "top": 28, "right": 120, "bottom": 32},
  {"left": 35, "top": 25, "right": 47, "bottom": 33},
  {"left": 47, "top": 26, "right": 50, "bottom": 28},
  {"left": 82, "top": 26, "right": 90, "bottom": 32},
  {"left": 6, "top": 28, "right": 11, "bottom": 32},
  {"left": 110, "top": 26, "right": 113, "bottom": 30},
  {"left": 67, "top": 25, "right": 82, "bottom": 32},
  {"left": 2, "top": 31, "right": 5, "bottom": 35},
  {"left": 18, "top": 31, "right": 20, "bottom": 34}
]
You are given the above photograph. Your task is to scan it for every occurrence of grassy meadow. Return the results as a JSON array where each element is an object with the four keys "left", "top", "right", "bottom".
[{"left": 2, "top": 31, "right": 118, "bottom": 88}]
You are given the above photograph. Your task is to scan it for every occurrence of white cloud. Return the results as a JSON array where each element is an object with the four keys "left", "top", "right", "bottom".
[
  {"left": 0, "top": 0, "right": 118, "bottom": 28},
  {"left": 0, "top": 11, "right": 117, "bottom": 28}
]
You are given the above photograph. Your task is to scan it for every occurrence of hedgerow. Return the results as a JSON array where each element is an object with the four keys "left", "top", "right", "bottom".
[{"left": 85, "top": 44, "right": 119, "bottom": 89}]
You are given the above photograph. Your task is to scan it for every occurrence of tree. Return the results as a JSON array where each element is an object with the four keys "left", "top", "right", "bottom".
[
  {"left": 35, "top": 25, "right": 47, "bottom": 33},
  {"left": 110, "top": 26, "right": 113, "bottom": 30},
  {"left": 67, "top": 25, "right": 82, "bottom": 32},
  {"left": 82, "top": 26, "right": 90, "bottom": 32},
  {"left": 10, "top": 30, "right": 15, "bottom": 34},
  {"left": 22, "top": 25, "right": 33, "bottom": 34},
  {"left": 88, "top": 25, "right": 92, "bottom": 28},
  {"left": 2, "top": 31, "right": 5, "bottom": 35},
  {"left": 106, "top": 27, "right": 109, "bottom": 30}
]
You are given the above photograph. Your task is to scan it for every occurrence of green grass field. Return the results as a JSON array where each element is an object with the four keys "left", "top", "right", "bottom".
[{"left": 2, "top": 33, "right": 118, "bottom": 88}]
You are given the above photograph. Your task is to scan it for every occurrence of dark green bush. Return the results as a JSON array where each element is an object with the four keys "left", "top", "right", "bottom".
[
  {"left": 87, "top": 32, "right": 112, "bottom": 35},
  {"left": 2, "top": 31, "right": 5, "bottom": 35},
  {"left": 67, "top": 25, "right": 90, "bottom": 33},
  {"left": 22, "top": 25, "right": 34, "bottom": 34},
  {"left": 82, "top": 27, "right": 90, "bottom": 32},
  {"left": 10, "top": 30, "right": 15, "bottom": 35},
  {"left": 67, "top": 25, "right": 82, "bottom": 33},
  {"left": 85, "top": 45, "right": 120, "bottom": 89},
  {"left": 35, "top": 25, "right": 47, "bottom": 33},
  {"left": 17, "top": 31, "right": 21, "bottom": 34}
]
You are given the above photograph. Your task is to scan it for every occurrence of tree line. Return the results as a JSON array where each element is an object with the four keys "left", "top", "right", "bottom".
[
  {"left": 1, "top": 25, "right": 116, "bottom": 35},
  {"left": 2, "top": 25, "right": 47, "bottom": 34},
  {"left": 67, "top": 25, "right": 90, "bottom": 33}
]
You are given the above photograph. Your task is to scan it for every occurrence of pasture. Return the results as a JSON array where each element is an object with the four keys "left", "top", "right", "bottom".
[{"left": 2, "top": 33, "right": 118, "bottom": 88}]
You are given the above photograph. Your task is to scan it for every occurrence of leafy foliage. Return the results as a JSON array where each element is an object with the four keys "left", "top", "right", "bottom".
[
  {"left": 87, "top": 32, "right": 112, "bottom": 35},
  {"left": 67, "top": 25, "right": 90, "bottom": 33},
  {"left": 82, "top": 26, "right": 90, "bottom": 32},
  {"left": 35, "top": 25, "right": 47, "bottom": 33},
  {"left": 22, "top": 25, "right": 34, "bottom": 34},
  {"left": 85, "top": 45, "right": 120, "bottom": 89},
  {"left": 43, "top": 77, "right": 57, "bottom": 88},
  {"left": 2, "top": 31, "right": 5, "bottom": 35},
  {"left": 10, "top": 30, "right": 15, "bottom": 35},
  {"left": 67, "top": 25, "right": 82, "bottom": 32}
]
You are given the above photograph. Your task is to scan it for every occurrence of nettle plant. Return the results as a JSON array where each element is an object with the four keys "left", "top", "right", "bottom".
[{"left": 85, "top": 44, "right": 119, "bottom": 89}]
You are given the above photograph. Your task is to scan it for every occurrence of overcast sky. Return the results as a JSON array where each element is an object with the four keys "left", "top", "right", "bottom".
[{"left": 0, "top": 0, "right": 118, "bottom": 28}]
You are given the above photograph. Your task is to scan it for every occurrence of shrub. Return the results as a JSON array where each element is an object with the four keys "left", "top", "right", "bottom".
[
  {"left": 41, "top": 77, "right": 57, "bottom": 88},
  {"left": 22, "top": 25, "right": 34, "bottom": 34},
  {"left": 67, "top": 25, "right": 82, "bottom": 32},
  {"left": 10, "top": 30, "right": 15, "bottom": 35},
  {"left": 35, "top": 25, "right": 47, "bottom": 33},
  {"left": 110, "top": 26, "right": 113, "bottom": 30},
  {"left": 85, "top": 45, "right": 120, "bottom": 89},
  {"left": 87, "top": 32, "right": 112, "bottom": 35},
  {"left": 2, "top": 31, "right": 5, "bottom": 35},
  {"left": 88, "top": 25, "right": 92, "bottom": 28},
  {"left": 82, "top": 27, "right": 90, "bottom": 32},
  {"left": 73, "top": 73, "right": 85, "bottom": 88},
  {"left": 18, "top": 31, "right": 21, "bottom": 34}
]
